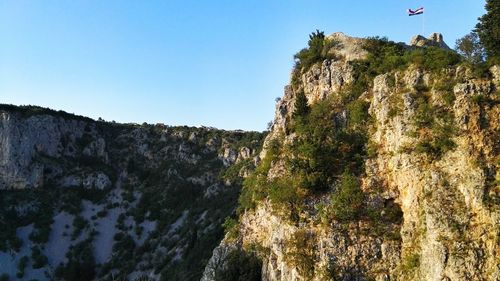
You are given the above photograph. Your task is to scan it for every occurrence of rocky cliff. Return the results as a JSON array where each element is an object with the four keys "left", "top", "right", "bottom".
[
  {"left": 0, "top": 105, "right": 265, "bottom": 281},
  {"left": 1, "top": 31, "right": 498, "bottom": 281},
  {"left": 203, "top": 33, "right": 499, "bottom": 281}
]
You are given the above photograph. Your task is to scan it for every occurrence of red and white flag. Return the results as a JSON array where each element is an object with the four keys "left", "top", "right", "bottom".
[{"left": 408, "top": 7, "right": 424, "bottom": 16}]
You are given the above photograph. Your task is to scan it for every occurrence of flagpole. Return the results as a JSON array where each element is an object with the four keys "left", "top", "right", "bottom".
[{"left": 422, "top": 10, "right": 425, "bottom": 35}]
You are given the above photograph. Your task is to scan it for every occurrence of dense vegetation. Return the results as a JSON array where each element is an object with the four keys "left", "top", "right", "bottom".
[
  {"left": 475, "top": 0, "right": 500, "bottom": 64},
  {"left": 455, "top": 32, "right": 485, "bottom": 64},
  {"left": 455, "top": 0, "right": 499, "bottom": 67},
  {"left": 293, "top": 30, "right": 339, "bottom": 74},
  {"left": 240, "top": 81, "right": 368, "bottom": 223},
  {"left": 0, "top": 104, "right": 95, "bottom": 122},
  {"left": 293, "top": 31, "right": 462, "bottom": 85},
  {"left": 237, "top": 30, "right": 465, "bottom": 226},
  {"left": 361, "top": 37, "right": 462, "bottom": 73},
  {"left": 410, "top": 89, "right": 457, "bottom": 158}
]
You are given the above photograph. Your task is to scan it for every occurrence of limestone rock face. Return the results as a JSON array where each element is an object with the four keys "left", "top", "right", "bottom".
[
  {"left": 410, "top": 33, "right": 451, "bottom": 50},
  {"left": 301, "top": 60, "right": 356, "bottom": 104},
  {"left": 326, "top": 32, "right": 369, "bottom": 61},
  {"left": 204, "top": 33, "right": 499, "bottom": 281},
  {"left": 267, "top": 56, "right": 356, "bottom": 151},
  {"left": 0, "top": 113, "right": 88, "bottom": 189},
  {"left": 269, "top": 33, "right": 365, "bottom": 140},
  {"left": 370, "top": 67, "right": 498, "bottom": 281}
]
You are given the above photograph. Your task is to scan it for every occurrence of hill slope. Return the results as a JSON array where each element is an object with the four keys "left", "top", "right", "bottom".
[{"left": 0, "top": 105, "right": 265, "bottom": 281}]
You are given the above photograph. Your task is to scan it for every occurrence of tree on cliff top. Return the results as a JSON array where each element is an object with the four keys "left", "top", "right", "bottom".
[
  {"left": 455, "top": 31, "right": 485, "bottom": 64},
  {"left": 294, "top": 30, "right": 339, "bottom": 72},
  {"left": 475, "top": 0, "right": 500, "bottom": 63}
]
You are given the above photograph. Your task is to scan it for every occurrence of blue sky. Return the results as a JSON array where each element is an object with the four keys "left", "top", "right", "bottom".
[{"left": 0, "top": 1, "right": 485, "bottom": 131}]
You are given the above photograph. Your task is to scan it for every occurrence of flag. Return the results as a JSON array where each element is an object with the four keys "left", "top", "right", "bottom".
[{"left": 408, "top": 7, "right": 424, "bottom": 16}]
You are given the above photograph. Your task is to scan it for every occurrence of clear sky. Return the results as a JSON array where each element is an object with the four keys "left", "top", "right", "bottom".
[{"left": 0, "top": 1, "right": 485, "bottom": 131}]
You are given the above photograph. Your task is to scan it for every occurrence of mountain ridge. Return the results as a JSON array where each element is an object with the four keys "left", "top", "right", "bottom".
[{"left": 0, "top": 104, "right": 265, "bottom": 280}]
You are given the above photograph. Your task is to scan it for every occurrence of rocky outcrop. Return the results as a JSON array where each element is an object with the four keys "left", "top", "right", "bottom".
[
  {"left": 0, "top": 112, "right": 88, "bottom": 189},
  {"left": 204, "top": 33, "right": 499, "bottom": 281},
  {"left": 326, "top": 32, "right": 369, "bottom": 61},
  {"left": 271, "top": 33, "right": 364, "bottom": 137},
  {"left": 369, "top": 66, "right": 498, "bottom": 281},
  {"left": 410, "top": 33, "right": 451, "bottom": 50}
]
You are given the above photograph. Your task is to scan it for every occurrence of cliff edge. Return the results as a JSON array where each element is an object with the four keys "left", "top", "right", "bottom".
[{"left": 203, "top": 33, "right": 499, "bottom": 281}]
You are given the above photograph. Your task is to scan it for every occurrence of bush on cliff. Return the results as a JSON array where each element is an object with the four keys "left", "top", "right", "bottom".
[
  {"left": 294, "top": 30, "right": 339, "bottom": 73},
  {"left": 330, "top": 172, "right": 364, "bottom": 222}
]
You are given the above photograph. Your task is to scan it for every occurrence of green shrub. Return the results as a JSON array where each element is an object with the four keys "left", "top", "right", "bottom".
[
  {"left": 411, "top": 92, "right": 457, "bottom": 159},
  {"left": 293, "top": 30, "right": 339, "bottom": 77},
  {"left": 414, "top": 83, "right": 429, "bottom": 93},
  {"left": 413, "top": 96, "right": 434, "bottom": 127},
  {"left": 347, "top": 99, "right": 370, "bottom": 128},
  {"left": 112, "top": 234, "right": 136, "bottom": 262},
  {"left": 363, "top": 37, "right": 408, "bottom": 74},
  {"left": 331, "top": 172, "right": 364, "bottom": 222},
  {"left": 267, "top": 178, "right": 301, "bottom": 221},
  {"left": 362, "top": 37, "right": 462, "bottom": 75},
  {"left": 402, "top": 253, "right": 420, "bottom": 272},
  {"left": 219, "top": 158, "right": 253, "bottom": 185},
  {"left": 10, "top": 237, "right": 23, "bottom": 252},
  {"left": 441, "top": 90, "right": 456, "bottom": 106},
  {"left": 341, "top": 68, "right": 370, "bottom": 101},
  {"left": 414, "top": 133, "right": 456, "bottom": 158},
  {"left": 455, "top": 31, "right": 485, "bottom": 64},
  {"left": 407, "top": 47, "right": 462, "bottom": 71},
  {"left": 238, "top": 137, "right": 281, "bottom": 212},
  {"left": 222, "top": 217, "right": 239, "bottom": 241},
  {"left": 293, "top": 91, "right": 310, "bottom": 118},
  {"left": 285, "top": 230, "right": 317, "bottom": 278},
  {"left": 29, "top": 224, "right": 52, "bottom": 244},
  {"left": 472, "top": 93, "right": 499, "bottom": 106},
  {"left": 434, "top": 78, "right": 455, "bottom": 93},
  {"left": 290, "top": 97, "right": 367, "bottom": 192},
  {"left": 366, "top": 140, "right": 379, "bottom": 159}
]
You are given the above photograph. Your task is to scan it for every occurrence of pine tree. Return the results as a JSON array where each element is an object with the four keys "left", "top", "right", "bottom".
[
  {"left": 293, "top": 91, "right": 309, "bottom": 118},
  {"left": 307, "top": 30, "right": 325, "bottom": 61},
  {"left": 294, "top": 30, "right": 327, "bottom": 71},
  {"left": 475, "top": 0, "right": 500, "bottom": 63}
]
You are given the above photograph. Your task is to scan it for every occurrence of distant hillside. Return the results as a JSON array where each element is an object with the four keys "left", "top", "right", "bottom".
[{"left": 0, "top": 105, "right": 266, "bottom": 281}]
